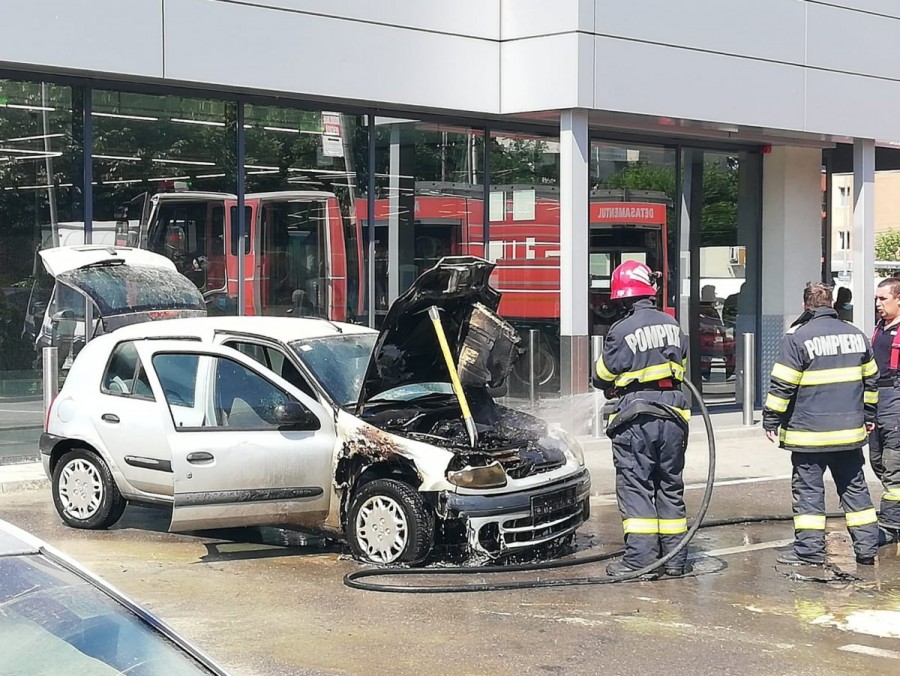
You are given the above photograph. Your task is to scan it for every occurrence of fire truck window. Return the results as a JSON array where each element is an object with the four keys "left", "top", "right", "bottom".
[
  {"left": 229, "top": 206, "right": 252, "bottom": 255},
  {"left": 210, "top": 207, "right": 225, "bottom": 256}
]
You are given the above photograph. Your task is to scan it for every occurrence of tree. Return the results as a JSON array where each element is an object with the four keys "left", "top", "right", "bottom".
[{"left": 876, "top": 229, "right": 900, "bottom": 262}]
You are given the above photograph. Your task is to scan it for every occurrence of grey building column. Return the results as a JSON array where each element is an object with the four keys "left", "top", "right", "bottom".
[
  {"left": 388, "top": 123, "right": 416, "bottom": 304},
  {"left": 851, "top": 139, "right": 875, "bottom": 333},
  {"left": 760, "top": 146, "right": 823, "bottom": 393},
  {"left": 559, "top": 109, "right": 589, "bottom": 397}
]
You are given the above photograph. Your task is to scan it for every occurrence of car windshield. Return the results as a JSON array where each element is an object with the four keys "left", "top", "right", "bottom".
[
  {"left": 289, "top": 333, "right": 377, "bottom": 407},
  {"left": 54, "top": 264, "right": 205, "bottom": 317},
  {"left": 0, "top": 553, "right": 215, "bottom": 675}
]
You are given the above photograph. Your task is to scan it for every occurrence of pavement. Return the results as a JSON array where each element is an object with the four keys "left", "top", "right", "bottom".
[
  {"left": 2, "top": 457, "right": 899, "bottom": 675},
  {"left": 3, "top": 407, "right": 900, "bottom": 675}
]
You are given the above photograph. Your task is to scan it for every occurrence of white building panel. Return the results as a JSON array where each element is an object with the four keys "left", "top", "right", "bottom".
[
  {"left": 593, "top": 0, "right": 806, "bottom": 64},
  {"left": 500, "top": 34, "right": 593, "bottom": 113},
  {"left": 164, "top": 0, "right": 500, "bottom": 113},
  {"left": 217, "top": 0, "right": 501, "bottom": 39},
  {"left": 500, "top": 0, "right": 593, "bottom": 40},
  {"left": 592, "top": 38, "right": 805, "bottom": 132},
  {"left": 0, "top": 0, "right": 163, "bottom": 78},
  {"left": 822, "top": 0, "right": 900, "bottom": 20},
  {"left": 807, "top": 2, "right": 900, "bottom": 81},
  {"left": 806, "top": 69, "right": 900, "bottom": 142}
]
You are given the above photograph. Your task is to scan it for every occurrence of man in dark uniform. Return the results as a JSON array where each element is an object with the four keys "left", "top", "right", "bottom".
[
  {"left": 871, "top": 278, "right": 900, "bottom": 541},
  {"left": 593, "top": 260, "right": 690, "bottom": 578},
  {"left": 763, "top": 282, "right": 880, "bottom": 566}
]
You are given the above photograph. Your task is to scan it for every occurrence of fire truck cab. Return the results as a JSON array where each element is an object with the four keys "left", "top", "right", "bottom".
[{"left": 126, "top": 185, "right": 351, "bottom": 320}]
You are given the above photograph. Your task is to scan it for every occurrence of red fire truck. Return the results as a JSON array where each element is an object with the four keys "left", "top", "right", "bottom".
[
  {"left": 123, "top": 186, "right": 361, "bottom": 321},
  {"left": 125, "top": 183, "right": 732, "bottom": 390}
]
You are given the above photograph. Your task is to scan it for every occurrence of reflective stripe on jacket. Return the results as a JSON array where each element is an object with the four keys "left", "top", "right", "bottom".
[{"left": 763, "top": 306, "right": 878, "bottom": 452}]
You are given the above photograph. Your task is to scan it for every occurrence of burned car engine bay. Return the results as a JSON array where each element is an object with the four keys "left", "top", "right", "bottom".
[
  {"left": 355, "top": 260, "right": 574, "bottom": 480},
  {"left": 360, "top": 391, "right": 568, "bottom": 480}
]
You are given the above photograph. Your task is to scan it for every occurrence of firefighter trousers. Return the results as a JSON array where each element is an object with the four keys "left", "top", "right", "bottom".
[
  {"left": 610, "top": 415, "right": 688, "bottom": 570},
  {"left": 791, "top": 449, "right": 878, "bottom": 561},
  {"left": 868, "top": 420, "right": 900, "bottom": 528}
]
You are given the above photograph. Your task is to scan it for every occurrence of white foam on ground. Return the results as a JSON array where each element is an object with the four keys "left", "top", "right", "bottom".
[{"left": 817, "top": 610, "right": 900, "bottom": 639}]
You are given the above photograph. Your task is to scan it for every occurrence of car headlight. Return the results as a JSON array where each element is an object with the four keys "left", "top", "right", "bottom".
[
  {"left": 549, "top": 425, "right": 585, "bottom": 467},
  {"left": 447, "top": 461, "right": 507, "bottom": 489}
]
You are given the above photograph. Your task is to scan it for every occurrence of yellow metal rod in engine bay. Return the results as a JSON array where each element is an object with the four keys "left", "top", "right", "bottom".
[{"left": 428, "top": 305, "right": 478, "bottom": 448}]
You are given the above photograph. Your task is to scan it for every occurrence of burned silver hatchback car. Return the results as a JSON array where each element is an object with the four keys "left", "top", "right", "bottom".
[{"left": 42, "top": 257, "right": 590, "bottom": 564}]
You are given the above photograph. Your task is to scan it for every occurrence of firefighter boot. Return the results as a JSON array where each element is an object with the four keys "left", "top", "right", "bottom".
[
  {"left": 776, "top": 550, "right": 825, "bottom": 566},
  {"left": 878, "top": 524, "right": 900, "bottom": 546},
  {"left": 664, "top": 561, "right": 694, "bottom": 577},
  {"left": 606, "top": 560, "right": 660, "bottom": 580}
]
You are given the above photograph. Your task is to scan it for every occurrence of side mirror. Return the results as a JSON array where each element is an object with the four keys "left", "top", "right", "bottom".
[
  {"left": 274, "top": 401, "right": 320, "bottom": 431},
  {"left": 51, "top": 309, "right": 77, "bottom": 340},
  {"left": 51, "top": 309, "right": 75, "bottom": 323}
]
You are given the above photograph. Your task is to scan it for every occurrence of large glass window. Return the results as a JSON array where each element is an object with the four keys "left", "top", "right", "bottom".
[
  {"left": 371, "top": 120, "right": 485, "bottom": 326},
  {"left": 0, "top": 79, "right": 83, "bottom": 461},
  {"left": 489, "top": 131, "right": 560, "bottom": 396},
  {"left": 589, "top": 142, "right": 677, "bottom": 339},
  {"left": 91, "top": 90, "right": 239, "bottom": 315},
  {"left": 244, "top": 105, "right": 367, "bottom": 322},
  {"left": 680, "top": 149, "right": 761, "bottom": 404}
]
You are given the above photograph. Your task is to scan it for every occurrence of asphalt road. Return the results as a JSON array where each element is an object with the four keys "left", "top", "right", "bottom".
[{"left": 2, "top": 474, "right": 899, "bottom": 675}]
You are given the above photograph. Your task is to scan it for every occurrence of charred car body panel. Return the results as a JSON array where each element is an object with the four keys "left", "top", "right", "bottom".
[{"left": 43, "top": 258, "right": 589, "bottom": 563}]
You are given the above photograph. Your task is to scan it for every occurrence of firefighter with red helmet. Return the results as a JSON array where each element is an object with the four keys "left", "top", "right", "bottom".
[{"left": 593, "top": 260, "right": 691, "bottom": 578}]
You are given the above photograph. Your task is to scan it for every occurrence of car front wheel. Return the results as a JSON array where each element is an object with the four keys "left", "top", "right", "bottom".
[
  {"left": 52, "top": 449, "right": 126, "bottom": 529},
  {"left": 347, "top": 478, "right": 434, "bottom": 564}
]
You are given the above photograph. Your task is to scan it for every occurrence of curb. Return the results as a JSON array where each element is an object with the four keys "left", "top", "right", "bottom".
[
  {"left": 0, "top": 462, "right": 48, "bottom": 494},
  {"left": 0, "top": 478, "right": 47, "bottom": 493}
]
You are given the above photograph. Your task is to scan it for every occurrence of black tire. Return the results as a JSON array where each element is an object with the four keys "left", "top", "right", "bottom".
[
  {"left": 347, "top": 478, "right": 434, "bottom": 565},
  {"left": 52, "top": 449, "right": 126, "bottom": 530}
]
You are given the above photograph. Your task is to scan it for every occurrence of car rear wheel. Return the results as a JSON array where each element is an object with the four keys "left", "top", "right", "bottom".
[
  {"left": 52, "top": 449, "right": 126, "bottom": 529},
  {"left": 347, "top": 479, "right": 433, "bottom": 564}
]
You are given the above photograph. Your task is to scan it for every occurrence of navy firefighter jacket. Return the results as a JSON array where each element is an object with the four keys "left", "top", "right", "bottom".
[
  {"left": 762, "top": 306, "right": 878, "bottom": 452},
  {"left": 593, "top": 298, "right": 689, "bottom": 425}
]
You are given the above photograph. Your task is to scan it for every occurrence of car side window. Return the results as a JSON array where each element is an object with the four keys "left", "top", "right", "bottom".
[
  {"left": 153, "top": 354, "right": 199, "bottom": 409},
  {"left": 225, "top": 340, "right": 316, "bottom": 399},
  {"left": 101, "top": 342, "right": 155, "bottom": 401},
  {"left": 211, "top": 356, "right": 297, "bottom": 429}
]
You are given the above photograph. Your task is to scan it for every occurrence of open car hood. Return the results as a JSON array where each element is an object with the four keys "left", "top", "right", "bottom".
[{"left": 356, "top": 256, "right": 522, "bottom": 411}]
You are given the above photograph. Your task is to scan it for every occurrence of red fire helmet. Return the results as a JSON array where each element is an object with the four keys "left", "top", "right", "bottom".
[{"left": 610, "top": 260, "right": 658, "bottom": 299}]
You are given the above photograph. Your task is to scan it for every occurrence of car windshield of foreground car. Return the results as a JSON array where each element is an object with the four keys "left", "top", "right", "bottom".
[
  {"left": 55, "top": 264, "right": 205, "bottom": 316},
  {"left": 290, "top": 333, "right": 377, "bottom": 406},
  {"left": 0, "top": 554, "right": 214, "bottom": 675}
]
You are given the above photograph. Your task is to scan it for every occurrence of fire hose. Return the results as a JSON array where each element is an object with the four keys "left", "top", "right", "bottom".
[{"left": 343, "top": 376, "right": 849, "bottom": 593}]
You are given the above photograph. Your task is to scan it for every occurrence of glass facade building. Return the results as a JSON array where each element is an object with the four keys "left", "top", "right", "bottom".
[{"left": 0, "top": 74, "right": 766, "bottom": 461}]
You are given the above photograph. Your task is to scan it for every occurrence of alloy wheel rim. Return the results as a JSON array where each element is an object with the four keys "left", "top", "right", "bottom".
[
  {"left": 59, "top": 459, "right": 103, "bottom": 519},
  {"left": 355, "top": 495, "right": 409, "bottom": 563}
]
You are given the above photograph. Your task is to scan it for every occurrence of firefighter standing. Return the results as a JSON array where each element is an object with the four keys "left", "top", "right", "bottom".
[
  {"left": 763, "top": 283, "right": 879, "bottom": 566},
  {"left": 870, "top": 278, "right": 900, "bottom": 540},
  {"left": 593, "top": 260, "right": 691, "bottom": 578}
]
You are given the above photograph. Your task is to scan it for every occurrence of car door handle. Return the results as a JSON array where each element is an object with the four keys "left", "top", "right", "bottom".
[
  {"left": 101, "top": 414, "right": 120, "bottom": 424},
  {"left": 186, "top": 452, "right": 215, "bottom": 464}
]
